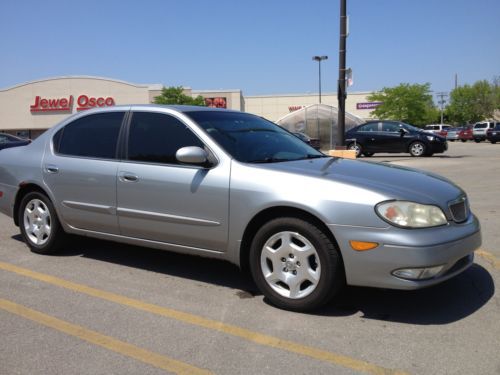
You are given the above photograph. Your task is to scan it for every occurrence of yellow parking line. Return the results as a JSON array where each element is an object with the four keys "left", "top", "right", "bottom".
[
  {"left": 477, "top": 249, "right": 500, "bottom": 269},
  {"left": 0, "top": 298, "right": 212, "bottom": 375},
  {"left": 0, "top": 261, "right": 407, "bottom": 375}
]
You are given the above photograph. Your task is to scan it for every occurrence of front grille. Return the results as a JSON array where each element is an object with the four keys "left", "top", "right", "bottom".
[{"left": 449, "top": 197, "right": 468, "bottom": 223}]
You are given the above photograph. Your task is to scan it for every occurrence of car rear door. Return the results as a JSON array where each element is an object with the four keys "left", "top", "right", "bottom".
[
  {"left": 116, "top": 109, "right": 230, "bottom": 252},
  {"left": 43, "top": 110, "right": 126, "bottom": 234}
]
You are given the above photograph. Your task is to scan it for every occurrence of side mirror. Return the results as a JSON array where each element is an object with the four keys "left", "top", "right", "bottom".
[
  {"left": 176, "top": 146, "right": 209, "bottom": 166},
  {"left": 399, "top": 128, "right": 407, "bottom": 136}
]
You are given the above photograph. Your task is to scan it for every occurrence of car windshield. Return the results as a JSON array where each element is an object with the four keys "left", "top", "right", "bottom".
[
  {"left": 401, "top": 123, "right": 424, "bottom": 132},
  {"left": 186, "top": 110, "right": 325, "bottom": 163}
]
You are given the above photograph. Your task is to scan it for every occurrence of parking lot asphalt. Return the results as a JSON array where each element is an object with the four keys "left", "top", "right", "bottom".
[{"left": 0, "top": 141, "right": 499, "bottom": 375}]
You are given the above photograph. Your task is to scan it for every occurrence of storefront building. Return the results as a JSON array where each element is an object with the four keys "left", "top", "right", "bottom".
[{"left": 0, "top": 76, "right": 378, "bottom": 138}]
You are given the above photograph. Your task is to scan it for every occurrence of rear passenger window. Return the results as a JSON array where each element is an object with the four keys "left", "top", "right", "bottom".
[
  {"left": 127, "top": 112, "right": 204, "bottom": 165},
  {"left": 56, "top": 112, "right": 124, "bottom": 159},
  {"left": 358, "top": 123, "right": 379, "bottom": 132}
]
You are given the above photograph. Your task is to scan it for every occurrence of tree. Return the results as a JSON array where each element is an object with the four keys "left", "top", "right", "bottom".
[
  {"left": 367, "top": 83, "right": 437, "bottom": 126},
  {"left": 153, "top": 86, "right": 206, "bottom": 106},
  {"left": 447, "top": 80, "right": 496, "bottom": 124}
]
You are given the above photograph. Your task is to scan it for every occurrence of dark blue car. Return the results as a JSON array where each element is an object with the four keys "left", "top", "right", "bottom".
[
  {"left": 345, "top": 120, "right": 447, "bottom": 157},
  {"left": 0, "top": 133, "right": 31, "bottom": 151}
]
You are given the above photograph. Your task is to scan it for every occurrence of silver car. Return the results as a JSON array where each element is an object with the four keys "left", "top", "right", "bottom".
[{"left": 0, "top": 105, "right": 481, "bottom": 311}]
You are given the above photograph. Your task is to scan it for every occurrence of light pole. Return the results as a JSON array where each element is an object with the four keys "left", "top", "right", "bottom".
[
  {"left": 312, "top": 55, "right": 328, "bottom": 103},
  {"left": 337, "top": 0, "right": 347, "bottom": 147}
]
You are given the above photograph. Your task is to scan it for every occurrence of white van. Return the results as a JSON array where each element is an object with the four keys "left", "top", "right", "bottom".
[
  {"left": 424, "top": 124, "right": 453, "bottom": 135},
  {"left": 473, "top": 121, "right": 495, "bottom": 142}
]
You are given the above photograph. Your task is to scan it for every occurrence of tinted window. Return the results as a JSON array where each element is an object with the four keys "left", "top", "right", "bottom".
[
  {"left": 186, "top": 111, "right": 323, "bottom": 163},
  {"left": 358, "top": 123, "right": 379, "bottom": 132},
  {"left": 381, "top": 122, "right": 400, "bottom": 132},
  {"left": 475, "top": 123, "right": 487, "bottom": 129},
  {"left": 0, "top": 135, "right": 7, "bottom": 143},
  {"left": 128, "top": 112, "right": 204, "bottom": 164},
  {"left": 57, "top": 112, "right": 124, "bottom": 159}
]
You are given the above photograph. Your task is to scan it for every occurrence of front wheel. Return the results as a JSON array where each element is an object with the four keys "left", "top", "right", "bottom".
[
  {"left": 19, "top": 192, "right": 67, "bottom": 254},
  {"left": 409, "top": 141, "right": 426, "bottom": 157},
  {"left": 249, "top": 217, "right": 344, "bottom": 311}
]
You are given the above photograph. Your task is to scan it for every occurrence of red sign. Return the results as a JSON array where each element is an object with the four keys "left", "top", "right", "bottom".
[
  {"left": 205, "top": 97, "right": 227, "bottom": 108},
  {"left": 30, "top": 95, "right": 115, "bottom": 113},
  {"left": 30, "top": 96, "right": 73, "bottom": 112}
]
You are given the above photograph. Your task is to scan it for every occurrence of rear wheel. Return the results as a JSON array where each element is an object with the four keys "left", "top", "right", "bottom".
[
  {"left": 409, "top": 141, "right": 426, "bottom": 157},
  {"left": 19, "top": 192, "right": 67, "bottom": 254},
  {"left": 249, "top": 217, "right": 344, "bottom": 311},
  {"left": 347, "top": 142, "right": 362, "bottom": 158},
  {"left": 474, "top": 138, "right": 481, "bottom": 143}
]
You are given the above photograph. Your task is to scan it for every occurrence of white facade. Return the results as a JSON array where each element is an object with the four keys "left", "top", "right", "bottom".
[{"left": 0, "top": 76, "right": 378, "bottom": 138}]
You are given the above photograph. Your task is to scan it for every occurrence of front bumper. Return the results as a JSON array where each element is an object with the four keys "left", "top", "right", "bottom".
[
  {"left": 429, "top": 141, "right": 448, "bottom": 153},
  {"left": 329, "top": 214, "right": 481, "bottom": 290}
]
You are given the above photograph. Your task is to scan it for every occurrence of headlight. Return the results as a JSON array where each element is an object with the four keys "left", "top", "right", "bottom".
[
  {"left": 426, "top": 135, "right": 435, "bottom": 141},
  {"left": 376, "top": 201, "right": 447, "bottom": 228}
]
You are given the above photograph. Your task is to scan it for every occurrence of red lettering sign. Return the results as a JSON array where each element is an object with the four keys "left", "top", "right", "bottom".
[
  {"left": 30, "top": 94, "right": 116, "bottom": 113},
  {"left": 30, "top": 95, "right": 73, "bottom": 112},
  {"left": 76, "top": 95, "right": 115, "bottom": 111}
]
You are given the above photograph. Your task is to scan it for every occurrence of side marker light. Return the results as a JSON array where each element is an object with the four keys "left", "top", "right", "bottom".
[{"left": 349, "top": 241, "right": 379, "bottom": 251}]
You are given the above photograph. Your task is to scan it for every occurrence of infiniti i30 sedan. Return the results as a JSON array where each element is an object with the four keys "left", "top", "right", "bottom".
[{"left": 0, "top": 106, "right": 481, "bottom": 311}]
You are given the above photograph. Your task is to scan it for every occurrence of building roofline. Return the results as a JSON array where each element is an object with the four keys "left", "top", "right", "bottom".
[
  {"left": 0, "top": 76, "right": 162, "bottom": 92},
  {"left": 246, "top": 91, "right": 373, "bottom": 98}
]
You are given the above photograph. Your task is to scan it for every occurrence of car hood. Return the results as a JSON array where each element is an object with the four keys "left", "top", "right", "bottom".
[{"left": 253, "top": 157, "right": 464, "bottom": 205}]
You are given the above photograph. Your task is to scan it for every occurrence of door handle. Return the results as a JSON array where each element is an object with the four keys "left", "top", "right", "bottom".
[
  {"left": 119, "top": 172, "right": 139, "bottom": 182},
  {"left": 44, "top": 164, "right": 59, "bottom": 174}
]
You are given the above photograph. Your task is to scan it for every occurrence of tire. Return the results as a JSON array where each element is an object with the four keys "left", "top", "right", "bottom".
[
  {"left": 19, "top": 192, "right": 67, "bottom": 254},
  {"left": 363, "top": 152, "right": 374, "bottom": 157},
  {"left": 474, "top": 138, "right": 481, "bottom": 143},
  {"left": 491, "top": 141, "right": 497, "bottom": 144},
  {"left": 461, "top": 139, "right": 467, "bottom": 143},
  {"left": 347, "top": 142, "right": 362, "bottom": 158},
  {"left": 249, "top": 217, "right": 344, "bottom": 312},
  {"left": 409, "top": 141, "right": 426, "bottom": 157}
]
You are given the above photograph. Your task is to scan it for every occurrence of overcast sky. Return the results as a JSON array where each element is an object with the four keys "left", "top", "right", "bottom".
[{"left": 1, "top": 0, "right": 498, "bottom": 97}]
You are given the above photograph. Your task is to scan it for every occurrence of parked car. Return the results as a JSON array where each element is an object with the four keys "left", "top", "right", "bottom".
[
  {"left": 473, "top": 121, "right": 496, "bottom": 142},
  {"left": 0, "top": 106, "right": 481, "bottom": 311},
  {"left": 0, "top": 133, "right": 31, "bottom": 151},
  {"left": 292, "top": 132, "right": 321, "bottom": 150},
  {"left": 458, "top": 125, "right": 474, "bottom": 142},
  {"left": 346, "top": 120, "right": 448, "bottom": 157},
  {"left": 424, "top": 124, "right": 453, "bottom": 137},
  {"left": 445, "top": 127, "right": 461, "bottom": 142},
  {"left": 486, "top": 123, "right": 500, "bottom": 144}
]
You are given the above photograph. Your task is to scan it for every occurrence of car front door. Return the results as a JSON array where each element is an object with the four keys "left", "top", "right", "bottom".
[
  {"left": 375, "top": 122, "right": 407, "bottom": 152},
  {"left": 116, "top": 110, "right": 230, "bottom": 252},
  {"left": 43, "top": 111, "right": 126, "bottom": 234}
]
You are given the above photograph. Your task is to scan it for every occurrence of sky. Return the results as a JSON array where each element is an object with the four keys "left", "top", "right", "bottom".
[{"left": 1, "top": 0, "right": 499, "bottom": 99}]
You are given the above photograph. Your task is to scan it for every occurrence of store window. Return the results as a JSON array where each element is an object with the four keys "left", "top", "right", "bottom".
[{"left": 127, "top": 112, "right": 203, "bottom": 165}]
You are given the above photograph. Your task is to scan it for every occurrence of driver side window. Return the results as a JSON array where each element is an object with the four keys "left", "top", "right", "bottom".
[{"left": 127, "top": 112, "right": 204, "bottom": 165}]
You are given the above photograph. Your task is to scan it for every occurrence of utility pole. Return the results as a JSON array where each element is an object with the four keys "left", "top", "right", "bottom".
[
  {"left": 337, "top": 0, "right": 347, "bottom": 147},
  {"left": 436, "top": 92, "right": 448, "bottom": 124},
  {"left": 454, "top": 73, "right": 458, "bottom": 89}
]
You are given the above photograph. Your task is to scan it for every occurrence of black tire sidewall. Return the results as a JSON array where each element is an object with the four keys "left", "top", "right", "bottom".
[
  {"left": 19, "top": 192, "right": 64, "bottom": 254},
  {"left": 249, "top": 217, "right": 343, "bottom": 311}
]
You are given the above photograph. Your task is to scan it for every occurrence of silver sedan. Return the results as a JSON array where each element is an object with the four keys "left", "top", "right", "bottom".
[{"left": 0, "top": 105, "right": 481, "bottom": 311}]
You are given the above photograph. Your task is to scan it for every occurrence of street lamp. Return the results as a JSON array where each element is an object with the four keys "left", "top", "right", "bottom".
[{"left": 312, "top": 55, "right": 328, "bottom": 103}]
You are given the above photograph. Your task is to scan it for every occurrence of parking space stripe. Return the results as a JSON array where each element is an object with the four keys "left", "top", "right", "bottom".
[
  {"left": 477, "top": 249, "right": 500, "bottom": 269},
  {"left": 0, "top": 261, "right": 407, "bottom": 375},
  {"left": 0, "top": 298, "right": 213, "bottom": 375}
]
